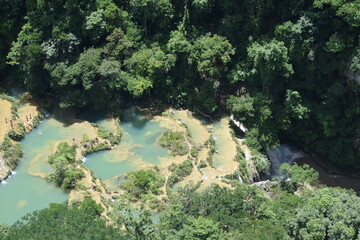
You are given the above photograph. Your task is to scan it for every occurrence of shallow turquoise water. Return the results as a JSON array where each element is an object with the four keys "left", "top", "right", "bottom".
[
  {"left": 84, "top": 151, "right": 138, "bottom": 180},
  {"left": 0, "top": 119, "right": 69, "bottom": 224},
  {"left": 0, "top": 109, "right": 172, "bottom": 224},
  {"left": 84, "top": 109, "right": 169, "bottom": 180}
]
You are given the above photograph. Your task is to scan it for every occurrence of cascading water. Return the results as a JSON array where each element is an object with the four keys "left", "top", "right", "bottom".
[{"left": 266, "top": 144, "right": 306, "bottom": 178}]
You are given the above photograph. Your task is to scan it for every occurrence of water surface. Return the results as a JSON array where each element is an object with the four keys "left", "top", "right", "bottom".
[
  {"left": 84, "top": 109, "right": 169, "bottom": 180},
  {"left": 0, "top": 119, "right": 70, "bottom": 224}
]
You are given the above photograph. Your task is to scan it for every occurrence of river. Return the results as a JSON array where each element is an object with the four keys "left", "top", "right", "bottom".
[
  {"left": 1, "top": 105, "right": 360, "bottom": 225},
  {"left": 0, "top": 119, "right": 69, "bottom": 224},
  {"left": 267, "top": 144, "right": 360, "bottom": 193}
]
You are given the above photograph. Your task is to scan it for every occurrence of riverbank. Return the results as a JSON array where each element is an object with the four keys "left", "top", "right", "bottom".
[
  {"left": 0, "top": 93, "right": 42, "bottom": 181},
  {"left": 0, "top": 102, "right": 264, "bottom": 223}
]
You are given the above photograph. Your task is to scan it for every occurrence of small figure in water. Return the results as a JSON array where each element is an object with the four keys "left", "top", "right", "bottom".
[{"left": 73, "top": 138, "right": 75, "bottom": 142}]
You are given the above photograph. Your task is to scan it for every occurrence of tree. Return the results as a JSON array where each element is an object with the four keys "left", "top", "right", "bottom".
[
  {"left": 121, "top": 170, "right": 165, "bottom": 198},
  {"left": 284, "top": 90, "right": 310, "bottom": 120},
  {"left": 279, "top": 163, "right": 319, "bottom": 193},
  {"left": 3, "top": 203, "right": 124, "bottom": 240},
  {"left": 182, "top": 216, "right": 226, "bottom": 240},
  {"left": 128, "top": 0, "right": 173, "bottom": 36},
  {"left": 238, "top": 219, "right": 289, "bottom": 240},
  {"left": 248, "top": 39, "right": 293, "bottom": 96},
  {"left": 47, "top": 142, "right": 84, "bottom": 190},
  {"left": 116, "top": 206, "right": 155, "bottom": 240},
  {"left": 287, "top": 188, "right": 360, "bottom": 240},
  {"left": 125, "top": 45, "right": 175, "bottom": 97},
  {"left": 252, "top": 151, "right": 270, "bottom": 175},
  {"left": 314, "top": 0, "right": 360, "bottom": 27},
  {"left": 6, "top": 22, "right": 48, "bottom": 93},
  {"left": 189, "top": 34, "right": 235, "bottom": 82},
  {"left": 227, "top": 94, "right": 255, "bottom": 122}
]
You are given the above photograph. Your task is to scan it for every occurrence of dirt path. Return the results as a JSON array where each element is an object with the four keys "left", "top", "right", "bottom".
[{"left": 0, "top": 99, "right": 12, "bottom": 141}]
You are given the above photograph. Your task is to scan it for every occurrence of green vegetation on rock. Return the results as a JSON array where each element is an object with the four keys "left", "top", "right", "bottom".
[
  {"left": 0, "top": 136, "right": 22, "bottom": 169},
  {"left": 159, "top": 131, "right": 189, "bottom": 156},
  {"left": 47, "top": 142, "right": 84, "bottom": 190},
  {"left": 167, "top": 159, "right": 193, "bottom": 186},
  {"left": 121, "top": 169, "right": 165, "bottom": 198}
]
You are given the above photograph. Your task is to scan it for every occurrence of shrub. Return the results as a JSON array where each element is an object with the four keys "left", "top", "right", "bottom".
[
  {"left": 190, "top": 146, "right": 200, "bottom": 158},
  {"left": 1, "top": 136, "right": 23, "bottom": 169},
  {"left": 60, "top": 167, "right": 85, "bottom": 189},
  {"left": 31, "top": 113, "right": 44, "bottom": 128},
  {"left": 0, "top": 94, "right": 18, "bottom": 118},
  {"left": 17, "top": 123, "right": 26, "bottom": 135},
  {"left": 279, "top": 163, "right": 319, "bottom": 193},
  {"left": 81, "top": 142, "right": 111, "bottom": 155},
  {"left": 121, "top": 170, "right": 165, "bottom": 198},
  {"left": 197, "top": 160, "right": 207, "bottom": 168},
  {"left": 159, "top": 131, "right": 189, "bottom": 156},
  {"left": 47, "top": 142, "right": 83, "bottom": 190},
  {"left": 252, "top": 152, "right": 270, "bottom": 175},
  {"left": 81, "top": 134, "right": 90, "bottom": 143},
  {"left": 97, "top": 128, "right": 111, "bottom": 138},
  {"left": 205, "top": 135, "right": 216, "bottom": 166},
  {"left": 8, "top": 129, "right": 25, "bottom": 141},
  {"left": 167, "top": 159, "right": 193, "bottom": 186},
  {"left": 97, "top": 126, "right": 122, "bottom": 145},
  {"left": 235, "top": 147, "right": 249, "bottom": 182}
]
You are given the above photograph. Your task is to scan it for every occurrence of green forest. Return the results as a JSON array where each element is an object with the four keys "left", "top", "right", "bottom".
[
  {"left": 0, "top": 0, "right": 360, "bottom": 239},
  {"left": 3, "top": 172, "right": 360, "bottom": 239}
]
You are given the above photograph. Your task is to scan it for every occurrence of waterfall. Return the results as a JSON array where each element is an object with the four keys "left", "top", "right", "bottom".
[
  {"left": 230, "top": 115, "right": 247, "bottom": 133},
  {"left": 266, "top": 144, "right": 306, "bottom": 178}
]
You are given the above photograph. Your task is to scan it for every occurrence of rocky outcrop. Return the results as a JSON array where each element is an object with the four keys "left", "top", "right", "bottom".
[
  {"left": 252, "top": 180, "right": 278, "bottom": 192},
  {"left": 0, "top": 155, "right": 10, "bottom": 181}
]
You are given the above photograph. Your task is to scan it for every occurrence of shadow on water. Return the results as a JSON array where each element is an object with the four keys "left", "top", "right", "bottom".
[
  {"left": 78, "top": 109, "right": 112, "bottom": 123},
  {"left": 296, "top": 156, "right": 360, "bottom": 193},
  {"left": 51, "top": 108, "right": 87, "bottom": 127},
  {"left": 121, "top": 108, "right": 154, "bottom": 129},
  {"left": 84, "top": 107, "right": 169, "bottom": 181}
]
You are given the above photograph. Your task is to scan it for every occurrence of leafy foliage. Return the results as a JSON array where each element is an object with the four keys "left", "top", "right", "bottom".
[
  {"left": 121, "top": 169, "right": 165, "bottom": 198},
  {"left": 280, "top": 163, "right": 319, "bottom": 192},
  {"left": 287, "top": 188, "right": 360, "bottom": 240},
  {"left": 167, "top": 159, "right": 193, "bottom": 186},
  {"left": 1, "top": 202, "right": 124, "bottom": 240},
  {"left": 1, "top": 0, "right": 359, "bottom": 169},
  {"left": 0, "top": 136, "right": 23, "bottom": 169},
  {"left": 159, "top": 131, "right": 189, "bottom": 156},
  {"left": 47, "top": 142, "right": 84, "bottom": 189}
]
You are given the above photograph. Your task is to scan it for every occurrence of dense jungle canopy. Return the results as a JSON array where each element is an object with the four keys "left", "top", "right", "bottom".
[
  {"left": 1, "top": 1, "right": 360, "bottom": 239},
  {"left": 1, "top": 0, "right": 359, "bottom": 170}
]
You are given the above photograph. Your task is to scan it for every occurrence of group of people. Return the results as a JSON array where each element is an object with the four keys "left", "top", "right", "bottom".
[{"left": 4, "top": 113, "right": 32, "bottom": 129}]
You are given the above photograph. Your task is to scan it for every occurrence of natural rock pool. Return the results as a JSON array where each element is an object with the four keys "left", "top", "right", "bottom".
[
  {"left": 0, "top": 109, "right": 173, "bottom": 224},
  {"left": 84, "top": 109, "right": 169, "bottom": 181},
  {"left": 3, "top": 104, "right": 359, "bottom": 225}
]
